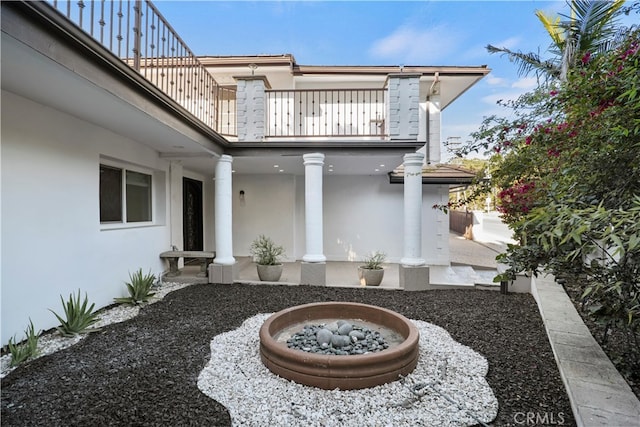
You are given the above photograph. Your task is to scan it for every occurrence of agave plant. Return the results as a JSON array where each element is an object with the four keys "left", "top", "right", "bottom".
[
  {"left": 50, "top": 290, "right": 101, "bottom": 337},
  {"left": 114, "top": 269, "right": 156, "bottom": 305},
  {"left": 7, "top": 319, "right": 40, "bottom": 367}
]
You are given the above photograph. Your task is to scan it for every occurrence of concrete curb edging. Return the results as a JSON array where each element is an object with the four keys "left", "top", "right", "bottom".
[{"left": 531, "top": 274, "right": 640, "bottom": 426}]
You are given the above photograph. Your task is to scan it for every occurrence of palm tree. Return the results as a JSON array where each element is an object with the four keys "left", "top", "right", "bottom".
[{"left": 487, "top": 0, "right": 626, "bottom": 82}]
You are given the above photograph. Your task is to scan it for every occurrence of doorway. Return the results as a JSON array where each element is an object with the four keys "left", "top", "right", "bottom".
[{"left": 183, "top": 178, "right": 203, "bottom": 260}]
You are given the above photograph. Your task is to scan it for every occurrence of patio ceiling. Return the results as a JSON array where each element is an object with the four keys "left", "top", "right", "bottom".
[{"left": 230, "top": 152, "right": 409, "bottom": 176}]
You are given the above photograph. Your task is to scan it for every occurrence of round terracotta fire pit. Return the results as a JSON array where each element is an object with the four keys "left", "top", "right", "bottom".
[{"left": 259, "top": 302, "right": 420, "bottom": 390}]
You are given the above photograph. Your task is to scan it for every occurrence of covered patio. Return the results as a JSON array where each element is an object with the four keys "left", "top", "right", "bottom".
[{"left": 167, "top": 231, "right": 506, "bottom": 290}]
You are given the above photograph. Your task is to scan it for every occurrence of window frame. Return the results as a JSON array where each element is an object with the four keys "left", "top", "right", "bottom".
[{"left": 100, "top": 160, "right": 155, "bottom": 229}]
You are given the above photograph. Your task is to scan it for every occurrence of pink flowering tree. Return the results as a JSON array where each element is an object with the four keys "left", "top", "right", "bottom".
[{"left": 464, "top": 29, "right": 640, "bottom": 378}]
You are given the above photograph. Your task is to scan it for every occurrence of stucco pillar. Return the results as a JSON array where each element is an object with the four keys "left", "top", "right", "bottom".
[
  {"left": 301, "top": 153, "right": 326, "bottom": 286},
  {"left": 235, "top": 75, "right": 270, "bottom": 142},
  {"left": 213, "top": 155, "right": 235, "bottom": 265},
  {"left": 169, "top": 161, "right": 184, "bottom": 251},
  {"left": 386, "top": 73, "right": 421, "bottom": 140},
  {"left": 303, "top": 153, "right": 326, "bottom": 262},
  {"left": 401, "top": 152, "right": 425, "bottom": 266}
]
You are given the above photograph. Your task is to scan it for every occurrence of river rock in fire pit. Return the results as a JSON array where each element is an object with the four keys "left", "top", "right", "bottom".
[
  {"left": 316, "top": 328, "right": 333, "bottom": 346},
  {"left": 349, "top": 330, "right": 365, "bottom": 341},
  {"left": 331, "top": 334, "right": 351, "bottom": 348},
  {"left": 337, "top": 323, "right": 353, "bottom": 336},
  {"left": 286, "top": 321, "right": 390, "bottom": 356}
]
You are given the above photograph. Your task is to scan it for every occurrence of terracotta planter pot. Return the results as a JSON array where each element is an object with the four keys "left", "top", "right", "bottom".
[
  {"left": 257, "top": 264, "right": 283, "bottom": 281},
  {"left": 358, "top": 267, "right": 384, "bottom": 286}
]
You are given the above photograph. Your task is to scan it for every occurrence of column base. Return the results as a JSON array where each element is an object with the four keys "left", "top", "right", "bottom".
[
  {"left": 399, "top": 264, "right": 430, "bottom": 291},
  {"left": 300, "top": 262, "right": 326, "bottom": 286},
  {"left": 214, "top": 255, "right": 236, "bottom": 265},
  {"left": 208, "top": 263, "right": 237, "bottom": 284},
  {"left": 303, "top": 254, "right": 327, "bottom": 263},
  {"left": 400, "top": 257, "right": 426, "bottom": 266}
]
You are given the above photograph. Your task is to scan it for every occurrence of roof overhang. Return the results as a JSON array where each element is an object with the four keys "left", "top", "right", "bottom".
[
  {"left": 388, "top": 164, "right": 479, "bottom": 185},
  {"left": 225, "top": 140, "right": 425, "bottom": 176}
]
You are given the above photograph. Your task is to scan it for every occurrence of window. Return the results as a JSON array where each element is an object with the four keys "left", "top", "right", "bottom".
[
  {"left": 100, "top": 165, "right": 123, "bottom": 222},
  {"left": 125, "top": 170, "right": 152, "bottom": 222},
  {"left": 100, "top": 164, "right": 152, "bottom": 224}
]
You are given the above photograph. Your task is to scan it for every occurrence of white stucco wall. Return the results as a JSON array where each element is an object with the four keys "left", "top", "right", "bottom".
[
  {"left": 232, "top": 174, "right": 297, "bottom": 261},
  {"left": 231, "top": 172, "right": 450, "bottom": 265},
  {"left": 323, "top": 175, "right": 404, "bottom": 261},
  {"left": 1, "top": 91, "right": 171, "bottom": 345}
]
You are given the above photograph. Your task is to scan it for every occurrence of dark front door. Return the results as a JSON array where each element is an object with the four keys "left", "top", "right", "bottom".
[{"left": 183, "top": 178, "right": 203, "bottom": 254}]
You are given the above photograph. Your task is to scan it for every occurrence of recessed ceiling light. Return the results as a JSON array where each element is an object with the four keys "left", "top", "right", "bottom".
[
  {"left": 279, "top": 169, "right": 284, "bottom": 172},
  {"left": 273, "top": 164, "right": 279, "bottom": 168},
  {"left": 374, "top": 168, "right": 380, "bottom": 172},
  {"left": 379, "top": 164, "right": 385, "bottom": 167}
]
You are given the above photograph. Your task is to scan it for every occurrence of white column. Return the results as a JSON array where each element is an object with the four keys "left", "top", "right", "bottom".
[
  {"left": 428, "top": 94, "right": 442, "bottom": 163},
  {"left": 401, "top": 152, "right": 426, "bottom": 266},
  {"left": 302, "top": 153, "right": 326, "bottom": 262},
  {"left": 169, "top": 161, "right": 183, "bottom": 250},
  {"left": 214, "top": 155, "right": 235, "bottom": 265}
]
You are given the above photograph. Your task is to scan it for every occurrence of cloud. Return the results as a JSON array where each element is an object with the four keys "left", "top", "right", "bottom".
[
  {"left": 511, "top": 76, "right": 537, "bottom": 89},
  {"left": 485, "top": 75, "right": 507, "bottom": 86},
  {"left": 488, "top": 36, "right": 521, "bottom": 50},
  {"left": 481, "top": 90, "right": 521, "bottom": 106},
  {"left": 369, "top": 25, "right": 458, "bottom": 63}
]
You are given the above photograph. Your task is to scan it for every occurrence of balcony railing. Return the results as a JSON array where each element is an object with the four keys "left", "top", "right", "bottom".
[
  {"left": 266, "top": 89, "right": 386, "bottom": 138},
  {"left": 47, "top": 0, "right": 236, "bottom": 136}
]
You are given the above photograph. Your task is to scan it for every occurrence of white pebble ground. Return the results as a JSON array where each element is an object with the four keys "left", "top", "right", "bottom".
[{"left": 197, "top": 314, "right": 498, "bottom": 426}]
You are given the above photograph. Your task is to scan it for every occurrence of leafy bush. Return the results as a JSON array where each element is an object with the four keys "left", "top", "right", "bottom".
[
  {"left": 481, "top": 30, "right": 640, "bottom": 384},
  {"left": 114, "top": 269, "right": 156, "bottom": 305},
  {"left": 452, "top": 16, "right": 640, "bottom": 393},
  {"left": 362, "top": 251, "right": 386, "bottom": 269},
  {"left": 249, "top": 235, "right": 285, "bottom": 266},
  {"left": 7, "top": 319, "right": 40, "bottom": 367},
  {"left": 50, "top": 290, "right": 101, "bottom": 337}
]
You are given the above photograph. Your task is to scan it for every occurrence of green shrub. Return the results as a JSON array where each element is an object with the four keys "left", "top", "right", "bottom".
[
  {"left": 114, "top": 269, "right": 156, "bottom": 305},
  {"left": 362, "top": 251, "right": 386, "bottom": 269},
  {"left": 249, "top": 235, "right": 285, "bottom": 266},
  {"left": 7, "top": 319, "right": 40, "bottom": 367},
  {"left": 50, "top": 290, "right": 101, "bottom": 337}
]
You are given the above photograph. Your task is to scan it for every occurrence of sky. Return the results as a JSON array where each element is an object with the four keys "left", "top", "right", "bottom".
[{"left": 152, "top": 0, "right": 634, "bottom": 160}]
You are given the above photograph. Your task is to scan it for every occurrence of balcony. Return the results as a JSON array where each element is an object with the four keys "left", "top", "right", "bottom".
[
  {"left": 44, "top": 1, "right": 425, "bottom": 144},
  {"left": 46, "top": 0, "right": 236, "bottom": 136},
  {"left": 266, "top": 89, "right": 386, "bottom": 139}
]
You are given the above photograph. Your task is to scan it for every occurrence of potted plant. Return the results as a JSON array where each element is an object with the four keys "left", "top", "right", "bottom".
[
  {"left": 249, "top": 235, "right": 285, "bottom": 281},
  {"left": 358, "top": 251, "right": 386, "bottom": 286}
]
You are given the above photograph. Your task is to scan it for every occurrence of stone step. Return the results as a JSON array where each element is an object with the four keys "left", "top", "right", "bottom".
[
  {"left": 473, "top": 269, "right": 500, "bottom": 287},
  {"left": 429, "top": 266, "right": 499, "bottom": 289}
]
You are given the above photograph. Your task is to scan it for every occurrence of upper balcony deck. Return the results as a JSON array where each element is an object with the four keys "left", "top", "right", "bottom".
[{"left": 44, "top": 1, "right": 488, "bottom": 145}]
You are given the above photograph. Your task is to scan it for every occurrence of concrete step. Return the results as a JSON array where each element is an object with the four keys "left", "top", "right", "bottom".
[
  {"left": 473, "top": 269, "right": 500, "bottom": 289},
  {"left": 429, "top": 266, "right": 500, "bottom": 289}
]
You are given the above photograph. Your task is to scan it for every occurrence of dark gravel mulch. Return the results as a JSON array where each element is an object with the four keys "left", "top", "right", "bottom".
[{"left": 1, "top": 284, "right": 575, "bottom": 426}]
